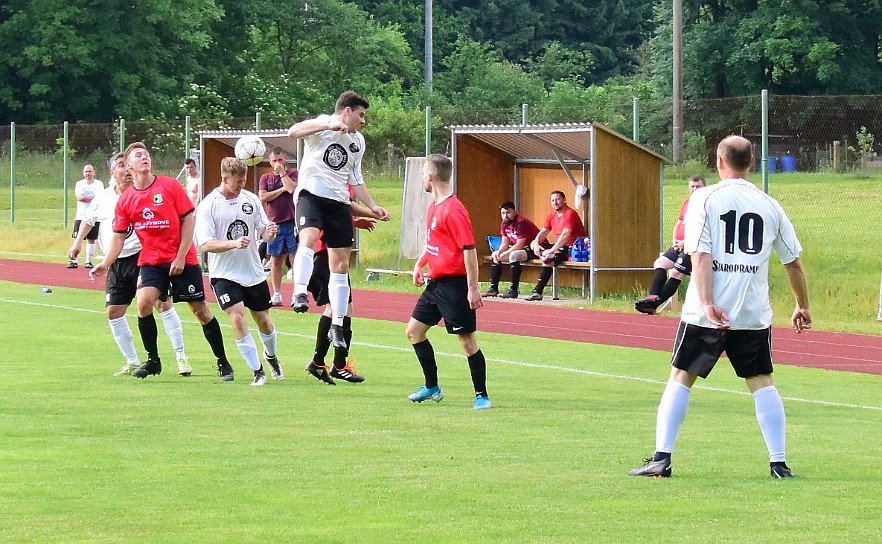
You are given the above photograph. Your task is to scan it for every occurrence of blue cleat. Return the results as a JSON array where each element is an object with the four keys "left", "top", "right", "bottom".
[
  {"left": 473, "top": 395, "right": 492, "bottom": 410},
  {"left": 408, "top": 385, "right": 444, "bottom": 403}
]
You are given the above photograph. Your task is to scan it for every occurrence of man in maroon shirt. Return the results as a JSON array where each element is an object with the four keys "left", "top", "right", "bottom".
[
  {"left": 258, "top": 147, "right": 298, "bottom": 306},
  {"left": 483, "top": 201, "right": 540, "bottom": 299},
  {"left": 525, "top": 190, "right": 586, "bottom": 301},
  {"left": 90, "top": 142, "right": 232, "bottom": 381},
  {"left": 407, "top": 154, "right": 490, "bottom": 410}
]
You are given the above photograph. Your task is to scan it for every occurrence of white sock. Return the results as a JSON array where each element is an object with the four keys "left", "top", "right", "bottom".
[
  {"left": 655, "top": 380, "right": 691, "bottom": 453},
  {"left": 329, "top": 272, "right": 350, "bottom": 327},
  {"left": 235, "top": 334, "right": 262, "bottom": 371},
  {"left": 258, "top": 327, "right": 277, "bottom": 358},
  {"left": 754, "top": 385, "right": 786, "bottom": 462},
  {"left": 86, "top": 243, "right": 96, "bottom": 262},
  {"left": 108, "top": 316, "right": 140, "bottom": 366},
  {"left": 292, "top": 246, "right": 315, "bottom": 294},
  {"left": 159, "top": 307, "right": 186, "bottom": 359}
]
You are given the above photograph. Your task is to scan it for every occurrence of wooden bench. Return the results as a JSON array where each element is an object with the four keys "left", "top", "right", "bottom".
[{"left": 483, "top": 257, "right": 590, "bottom": 300}]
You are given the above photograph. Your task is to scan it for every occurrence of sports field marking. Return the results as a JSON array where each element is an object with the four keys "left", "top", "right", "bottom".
[{"left": 5, "top": 297, "right": 882, "bottom": 412}]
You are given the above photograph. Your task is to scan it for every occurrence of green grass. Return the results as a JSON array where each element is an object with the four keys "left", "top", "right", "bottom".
[
  {"left": 1, "top": 280, "right": 881, "bottom": 543},
  {"left": 2, "top": 155, "right": 882, "bottom": 333}
]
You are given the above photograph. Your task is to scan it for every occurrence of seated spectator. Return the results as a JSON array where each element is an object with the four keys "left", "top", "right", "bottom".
[
  {"left": 483, "top": 201, "right": 540, "bottom": 299},
  {"left": 635, "top": 175, "right": 706, "bottom": 314},
  {"left": 525, "top": 190, "right": 586, "bottom": 301}
]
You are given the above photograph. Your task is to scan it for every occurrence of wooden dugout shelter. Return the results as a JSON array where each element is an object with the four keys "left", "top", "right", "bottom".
[{"left": 450, "top": 123, "right": 667, "bottom": 301}]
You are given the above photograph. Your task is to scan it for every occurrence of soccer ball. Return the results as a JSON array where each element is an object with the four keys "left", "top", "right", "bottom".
[{"left": 234, "top": 135, "right": 266, "bottom": 166}]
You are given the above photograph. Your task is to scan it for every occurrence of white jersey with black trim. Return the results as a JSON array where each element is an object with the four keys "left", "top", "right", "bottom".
[
  {"left": 195, "top": 188, "right": 268, "bottom": 287},
  {"left": 681, "top": 178, "right": 802, "bottom": 330},
  {"left": 74, "top": 178, "right": 104, "bottom": 220},
  {"left": 294, "top": 114, "right": 366, "bottom": 204},
  {"left": 83, "top": 188, "right": 140, "bottom": 258}
]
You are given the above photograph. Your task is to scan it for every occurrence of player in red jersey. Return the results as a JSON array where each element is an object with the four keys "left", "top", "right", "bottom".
[
  {"left": 406, "top": 154, "right": 490, "bottom": 410},
  {"left": 90, "top": 142, "right": 233, "bottom": 381}
]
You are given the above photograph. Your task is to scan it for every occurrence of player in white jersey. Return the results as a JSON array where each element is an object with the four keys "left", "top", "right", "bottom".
[
  {"left": 286, "top": 91, "right": 390, "bottom": 352},
  {"left": 195, "top": 157, "right": 283, "bottom": 386},
  {"left": 68, "top": 164, "right": 104, "bottom": 269},
  {"left": 69, "top": 153, "right": 192, "bottom": 377},
  {"left": 630, "top": 136, "right": 811, "bottom": 480}
]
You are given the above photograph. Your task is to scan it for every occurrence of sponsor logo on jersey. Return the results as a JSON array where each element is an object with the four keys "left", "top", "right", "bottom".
[
  {"left": 323, "top": 143, "right": 348, "bottom": 170},
  {"left": 153, "top": 194, "right": 163, "bottom": 205},
  {"left": 349, "top": 142, "right": 360, "bottom": 153},
  {"left": 712, "top": 260, "right": 759, "bottom": 274},
  {"left": 226, "top": 219, "right": 249, "bottom": 240},
  {"left": 142, "top": 208, "right": 154, "bottom": 220},
  {"left": 242, "top": 202, "right": 254, "bottom": 214}
]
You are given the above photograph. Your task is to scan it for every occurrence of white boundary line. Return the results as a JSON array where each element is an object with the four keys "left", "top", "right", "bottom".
[{"left": 4, "top": 297, "right": 882, "bottom": 412}]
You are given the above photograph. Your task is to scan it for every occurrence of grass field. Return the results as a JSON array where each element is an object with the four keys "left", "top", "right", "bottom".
[{"left": 1, "top": 280, "right": 881, "bottom": 543}]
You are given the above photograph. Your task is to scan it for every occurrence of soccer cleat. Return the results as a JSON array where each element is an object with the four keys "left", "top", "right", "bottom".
[
  {"left": 270, "top": 293, "right": 283, "bottom": 307},
  {"left": 264, "top": 353, "right": 284, "bottom": 380},
  {"left": 330, "top": 359, "right": 365, "bottom": 383},
  {"left": 500, "top": 288, "right": 519, "bottom": 299},
  {"left": 635, "top": 295, "right": 662, "bottom": 315},
  {"left": 176, "top": 357, "right": 193, "bottom": 376},
  {"left": 482, "top": 287, "right": 499, "bottom": 297},
  {"left": 770, "top": 463, "right": 794, "bottom": 479},
  {"left": 66, "top": 261, "right": 78, "bottom": 269},
  {"left": 84, "top": 261, "right": 94, "bottom": 269},
  {"left": 131, "top": 358, "right": 162, "bottom": 379},
  {"left": 114, "top": 363, "right": 140, "bottom": 377},
  {"left": 524, "top": 291, "right": 543, "bottom": 301},
  {"left": 305, "top": 360, "right": 336, "bottom": 385},
  {"left": 291, "top": 292, "right": 309, "bottom": 313},
  {"left": 217, "top": 359, "right": 234, "bottom": 382},
  {"left": 328, "top": 324, "right": 347, "bottom": 350},
  {"left": 251, "top": 369, "right": 267, "bottom": 387},
  {"left": 473, "top": 395, "right": 492, "bottom": 410},
  {"left": 629, "top": 456, "right": 672, "bottom": 478},
  {"left": 408, "top": 385, "right": 444, "bottom": 403}
]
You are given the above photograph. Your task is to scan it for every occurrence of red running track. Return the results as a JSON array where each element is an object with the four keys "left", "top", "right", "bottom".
[{"left": 3, "top": 258, "right": 881, "bottom": 376}]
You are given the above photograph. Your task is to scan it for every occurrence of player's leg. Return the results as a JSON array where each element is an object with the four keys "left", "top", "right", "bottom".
[
  {"left": 303, "top": 251, "right": 335, "bottom": 384},
  {"left": 525, "top": 244, "right": 555, "bottom": 301},
  {"left": 177, "top": 269, "right": 231, "bottom": 380},
  {"left": 502, "top": 248, "right": 529, "bottom": 298},
  {"left": 329, "top": 302, "right": 363, "bottom": 383},
  {"left": 484, "top": 259, "right": 502, "bottom": 296},
  {"left": 104, "top": 256, "right": 141, "bottom": 375},
  {"left": 220, "top": 299, "right": 264, "bottom": 386},
  {"left": 438, "top": 275, "right": 489, "bottom": 409},
  {"left": 636, "top": 248, "right": 678, "bottom": 314},
  {"left": 155, "top": 297, "right": 190, "bottom": 376},
  {"left": 406, "top": 316, "right": 443, "bottom": 403},
  {"left": 291, "top": 192, "right": 326, "bottom": 310},
  {"left": 68, "top": 220, "right": 82, "bottom": 268},
  {"left": 133, "top": 281, "right": 163, "bottom": 378}
]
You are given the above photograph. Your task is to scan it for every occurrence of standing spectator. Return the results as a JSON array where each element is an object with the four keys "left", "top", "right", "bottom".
[
  {"left": 70, "top": 153, "right": 192, "bottom": 377},
  {"left": 69, "top": 164, "right": 104, "bottom": 269},
  {"left": 258, "top": 147, "right": 298, "bottom": 306},
  {"left": 183, "top": 158, "right": 201, "bottom": 207},
  {"left": 407, "top": 154, "right": 490, "bottom": 410},
  {"left": 196, "top": 157, "right": 284, "bottom": 386},
  {"left": 90, "top": 142, "right": 233, "bottom": 381},
  {"left": 635, "top": 175, "right": 707, "bottom": 314},
  {"left": 482, "top": 201, "right": 540, "bottom": 299},
  {"left": 525, "top": 190, "right": 586, "bottom": 301},
  {"left": 286, "top": 91, "right": 389, "bottom": 353},
  {"left": 629, "top": 136, "right": 811, "bottom": 479}
]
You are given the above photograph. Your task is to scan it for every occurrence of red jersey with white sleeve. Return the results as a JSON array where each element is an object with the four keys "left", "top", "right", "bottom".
[
  {"left": 424, "top": 195, "right": 475, "bottom": 279},
  {"left": 673, "top": 197, "right": 690, "bottom": 242},
  {"left": 501, "top": 215, "right": 540, "bottom": 245},
  {"left": 543, "top": 206, "right": 585, "bottom": 246},
  {"left": 112, "top": 175, "right": 199, "bottom": 266}
]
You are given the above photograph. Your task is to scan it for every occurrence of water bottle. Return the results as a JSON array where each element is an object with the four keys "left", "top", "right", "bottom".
[{"left": 583, "top": 237, "right": 591, "bottom": 262}]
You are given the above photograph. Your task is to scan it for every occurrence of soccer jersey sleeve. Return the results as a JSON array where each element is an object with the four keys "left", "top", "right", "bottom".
[
  {"left": 683, "top": 187, "right": 711, "bottom": 255},
  {"left": 772, "top": 203, "right": 802, "bottom": 265},
  {"left": 193, "top": 197, "right": 217, "bottom": 248},
  {"left": 446, "top": 205, "right": 475, "bottom": 249}
]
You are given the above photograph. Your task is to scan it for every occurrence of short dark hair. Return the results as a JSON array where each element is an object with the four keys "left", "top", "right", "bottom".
[
  {"left": 425, "top": 154, "right": 451, "bottom": 183},
  {"left": 550, "top": 190, "right": 566, "bottom": 200},
  {"left": 717, "top": 136, "right": 753, "bottom": 171},
  {"left": 688, "top": 175, "right": 706, "bottom": 186},
  {"left": 335, "top": 91, "right": 369, "bottom": 113},
  {"left": 270, "top": 146, "right": 286, "bottom": 158},
  {"left": 184, "top": 158, "right": 196, "bottom": 166},
  {"left": 500, "top": 201, "right": 515, "bottom": 211}
]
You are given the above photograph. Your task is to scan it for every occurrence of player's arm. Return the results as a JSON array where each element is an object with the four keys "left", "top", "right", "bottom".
[
  {"left": 287, "top": 116, "right": 346, "bottom": 139},
  {"left": 68, "top": 217, "right": 96, "bottom": 260},
  {"left": 412, "top": 248, "right": 429, "bottom": 287},
  {"left": 692, "top": 251, "right": 730, "bottom": 329},
  {"left": 464, "top": 246, "right": 483, "bottom": 310},
  {"left": 171, "top": 212, "right": 196, "bottom": 275},
  {"left": 351, "top": 183, "right": 390, "bottom": 221},
  {"left": 88, "top": 232, "right": 125, "bottom": 280},
  {"left": 546, "top": 228, "right": 571, "bottom": 254},
  {"left": 531, "top": 227, "right": 549, "bottom": 251},
  {"left": 493, "top": 236, "right": 510, "bottom": 263},
  {"left": 783, "top": 257, "right": 812, "bottom": 332}
]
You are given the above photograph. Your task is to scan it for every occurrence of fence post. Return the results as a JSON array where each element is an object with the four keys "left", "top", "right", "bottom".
[
  {"left": 63, "top": 121, "right": 70, "bottom": 227},
  {"left": 424, "top": 105, "right": 431, "bottom": 156},
  {"left": 255, "top": 112, "right": 261, "bottom": 131},
  {"left": 833, "top": 140, "right": 841, "bottom": 172},
  {"left": 9, "top": 122, "right": 14, "bottom": 224},
  {"left": 184, "top": 115, "right": 191, "bottom": 159},
  {"left": 521, "top": 103, "right": 529, "bottom": 125},
  {"left": 119, "top": 118, "right": 125, "bottom": 153},
  {"left": 632, "top": 97, "right": 640, "bottom": 142},
  {"left": 761, "top": 90, "right": 769, "bottom": 194}
]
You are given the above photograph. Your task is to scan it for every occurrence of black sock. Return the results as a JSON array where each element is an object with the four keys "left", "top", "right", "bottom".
[
  {"left": 489, "top": 263, "right": 501, "bottom": 290},
  {"left": 648, "top": 268, "right": 667, "bottom": 296},
  {"left": 138, "top": 314, "right": 159, "bottom": 361},
  {"left": 201, "top": 317, "right": 227, "bottom": 361},
  {"left": 412, "top": 339, "right": 438, "bottom": 389},
  {"left": 658, "top": 278, "right": 682, "bottom": 303},
  {"left": 467, "top": 349, "right": 487, "bottom": 397},
  {"left": 509, "top": 261, "right": 521, "bottom": 291},
  {"left": 534, "top": 267, "right": 553, "bottom": 293},
  {"left": 314, "top": 315, "right": 332, "bottom": 365},
  {"left": 332, "top": 316, "right": 352, "bottom": 369},
  {"left": 652, "top": 451, "right": 671, "bottom": 462}
]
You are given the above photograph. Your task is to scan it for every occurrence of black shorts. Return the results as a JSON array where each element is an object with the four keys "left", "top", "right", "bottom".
[
  {"left": 670, "top": 321, "right": 774, "bottom": 379},
  {"left": 295, "top": 190, "right": 353, "bottom": 248},
  {"left": 662, "top": 246, "right": 692, "bottom": 275},
  {"left": 411, "top": 275, "right": 477, "bottom": 335},
  {"left": 73, "top": 219, "right": 99, "bottom": 241},
  {"left": 210, "top": 278, "right": 272, "bottom": 312},
  {"left": 138, "top": 263, "right": 206, "bottom": 303},
  {"left": 306, "top": 250, "right": 352, "bottom": 307},
  {"left": 537, "top": 243, "right": 570, "bottom": 265},
  {"left": 105, "top": 253, "right": 139, "bottom": 306}
]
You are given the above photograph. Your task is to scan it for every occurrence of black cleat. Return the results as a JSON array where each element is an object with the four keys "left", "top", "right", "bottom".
[
  {"left": 770, "top": 463, "right": 794, "bottom": 479},
  {"left": 629, "top": 456, "right": 672, "bottom": 478},
  {"left": 217, "top": 359, "right": 234, "bottom": 382},
  {"left": 328, "top": 324, "right": 348, "bottom": 350},
  {"left": 500, "top": 288, "right": 519, "bottom": 299},
  {"left": 84, "top": 262, "right": 94, "bottom": 269},
  {"left": 264, "top": 352, "right": 284, "bottom": 380},
  {"left": 481, "top": 287, "right": 499, "bottom": 297},
  {"left": 131, "top": 358, "right": 162, "bottom": 379},
  {"left": 635, "top": 296, "right": 662, "bottom": 315},
  {"left": 66, "top": 261, "right": 78, "bottom": 269},
  {"left": 291, "top": 293, "right": 309, "bottom": 313},
  {"left": 305, "top": 360, "right": 336, "bottom": 385},
  {"left": 330, "top": 360, "right": 365, "bottom": 383}
]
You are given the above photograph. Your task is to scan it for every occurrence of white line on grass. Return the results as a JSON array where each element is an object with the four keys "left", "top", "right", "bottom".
[{"left": 6, "top": 297, "right": 882, "bottom": 413}]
